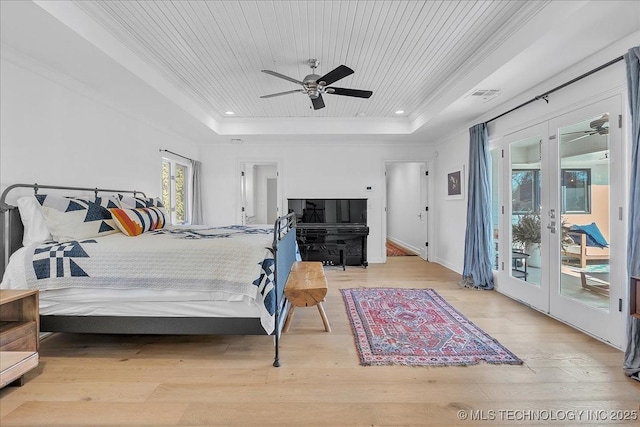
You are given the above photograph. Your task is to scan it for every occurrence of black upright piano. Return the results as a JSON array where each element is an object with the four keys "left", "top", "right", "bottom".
[{"left": 288, "top": 199, "right": 369, "bottom": 268}]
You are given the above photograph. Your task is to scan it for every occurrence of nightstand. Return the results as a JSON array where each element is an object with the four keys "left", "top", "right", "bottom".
[{"left": 0, "top": 289, "right": 39, "bottom": 388}]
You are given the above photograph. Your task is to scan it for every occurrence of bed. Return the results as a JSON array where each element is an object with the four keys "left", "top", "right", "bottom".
[{"left": 0, "top": 183, "right": 298, "bottom": 367}]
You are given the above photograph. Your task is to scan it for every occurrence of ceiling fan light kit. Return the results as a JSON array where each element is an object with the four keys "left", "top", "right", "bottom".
[{"left": 260, "top": 59, "right": 373, "bottom": 110}]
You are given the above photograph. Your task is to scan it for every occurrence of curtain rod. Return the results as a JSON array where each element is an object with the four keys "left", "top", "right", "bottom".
[
  {"left": 486, "top": 55, "right": 624, "bottom": 124},
  {"left": 160, "top": 149, "right": 193, "bottom": 163}
]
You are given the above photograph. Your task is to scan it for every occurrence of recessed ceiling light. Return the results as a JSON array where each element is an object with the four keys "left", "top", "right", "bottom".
[
  {"left": 395, "top": 110, "right": 404, "bottom": 115},
  {"left": 225, "top": 111, "right": 234, "bottom": 115}
]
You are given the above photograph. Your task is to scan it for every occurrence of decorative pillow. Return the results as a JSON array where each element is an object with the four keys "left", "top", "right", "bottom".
[
  {"left": 17, "top": 196, "right": 53, "bottom": 246},
  {"left": 117, "top": 195, "right": 168, "bottom": 218},
  {"left": 569, "top": 222, "right": 608, "bottom": 248},
  {"left": 89, "top": 195, "right": 120, "bottom": 209},
  {"left": 35, "top": 194, "right": 119, "bottom": 242},
  {"left": 109, "top": 207, "right": 166, "bottom": 236}
]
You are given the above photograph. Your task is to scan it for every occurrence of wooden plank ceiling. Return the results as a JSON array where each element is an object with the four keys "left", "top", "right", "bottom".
[{"left": 74, "top": 0, "right": 549, "bottom": 119}]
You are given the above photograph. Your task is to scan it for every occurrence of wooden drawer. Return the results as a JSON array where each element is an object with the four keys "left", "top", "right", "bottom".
[{"left": 0, "top": 321, "right": 38, "bottom": 352}]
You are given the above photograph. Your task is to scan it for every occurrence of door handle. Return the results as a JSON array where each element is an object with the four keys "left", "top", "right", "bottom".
[{"left": 547, "top": 221, "right": 556, "bottom": 233}]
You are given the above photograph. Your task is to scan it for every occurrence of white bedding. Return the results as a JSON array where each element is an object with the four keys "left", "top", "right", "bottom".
[
  {"left": 1, "top": 224, "right": 277, "bottom": 333},
  {"left": 37, "top": 288, "right": 261, "bottom": 318}
]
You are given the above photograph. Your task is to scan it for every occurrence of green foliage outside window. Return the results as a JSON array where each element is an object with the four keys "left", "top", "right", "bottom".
[
  {"left": 161, "top": 158, "right": 189, "bottom": 225},
  {"left": 175, "top": 164, "right": 186, "bottom": 223},
  {"left": 162, "top": 161, "right": 171, "bottom": 213}
]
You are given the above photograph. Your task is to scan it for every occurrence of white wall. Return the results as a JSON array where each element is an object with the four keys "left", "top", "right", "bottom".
[
  {"left": 0, "top": 57, "right": 199, "bottom": 203},
  {"left": 199, "top": 142, "right": 434, "bottom": 263},
  {"left": 386, "top": 162, "right": 423, "bottom": 253},
  {"left": 430, "top": 131, "right": 469, "bottom": 273}
]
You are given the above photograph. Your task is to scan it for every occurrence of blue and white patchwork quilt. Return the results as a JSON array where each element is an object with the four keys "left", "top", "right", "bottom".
[{"left": 4, "top": 225, "right": 278, "bottom": 334}]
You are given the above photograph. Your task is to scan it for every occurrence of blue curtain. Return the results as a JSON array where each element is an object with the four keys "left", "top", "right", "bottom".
[
  {"left": 461, "top": 123, "right": 494, "bottom": 289},
  {"left": 624, "top": 46, "right": 640, "bottom": 379}
]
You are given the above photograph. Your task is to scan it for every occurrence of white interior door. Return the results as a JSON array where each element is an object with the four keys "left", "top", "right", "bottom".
[
  {"left": 240, "top": 165, "right": 248, "bottom": 225},
  {"left": 267, "top": 177, "right": 277, "bottom": 224},
  {"left": 420, "top": 163, "right": 429, "bottom": 260}
]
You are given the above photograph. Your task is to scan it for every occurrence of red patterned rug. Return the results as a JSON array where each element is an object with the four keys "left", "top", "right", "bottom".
[
  {"left": 386, "top": 240, "right": 416, "bottom": 256},
  {"left": 341, "top": 288, "right": 522, "bottom": 366}
]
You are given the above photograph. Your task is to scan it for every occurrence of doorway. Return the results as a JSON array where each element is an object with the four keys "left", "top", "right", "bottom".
[
  {"left": 496, "top": 97, "right": 624, "bottom": 347},
  {"left": 384, "top": 161, "right": 429, "bottom": 261},
  {"left": 240, "top": 162, "right": 280, "bottom": 225}
]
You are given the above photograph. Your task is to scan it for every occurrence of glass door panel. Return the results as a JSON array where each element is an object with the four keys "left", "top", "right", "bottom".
[
  {"left": 497, "top": 123, "right": 549, "bottom": 313},
  {"left": 558, "top": 114, "right": 610, "bottom": 311},
  {"left": 548, "top": 96, "right": 623, "bottom": 348},
  {"left": 510, "top": 137, "right": 542, "bottom": 287}
]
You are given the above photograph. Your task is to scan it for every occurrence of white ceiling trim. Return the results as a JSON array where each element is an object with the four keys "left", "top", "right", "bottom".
[{"left": 217, "top": 116, "right": 412, "bottom": 135}]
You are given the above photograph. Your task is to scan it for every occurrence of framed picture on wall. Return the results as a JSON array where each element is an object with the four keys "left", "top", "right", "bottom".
[{"left": 447, "top": 167, "right": 464, "bottom": 200}]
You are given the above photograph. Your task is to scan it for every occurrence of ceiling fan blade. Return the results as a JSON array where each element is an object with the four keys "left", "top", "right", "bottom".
[
  {"left": 317, "top": 65, "right": 354, "bottom": 86},
  {"left": 261, "top": 70, "right": 304, "bottom": 85},
  {"left": 311, "top": 94, "right": 325, "bottom": 110},
  {"left": 260, "top": 89, "right": 304, "bottom": 99},
  {"left": 326, "top": 87, "right": 373, "bottom": 98}
]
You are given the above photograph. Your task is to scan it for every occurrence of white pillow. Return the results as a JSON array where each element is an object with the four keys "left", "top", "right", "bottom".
[
  {"left": 36, "top": 194, "right": 121, "bottom": 242},
  {"left": 17, "top": 196, "right": 52, "bottom": 246},
  {"left": 40, "top": 205, "right": 119, "bottom": 242}
]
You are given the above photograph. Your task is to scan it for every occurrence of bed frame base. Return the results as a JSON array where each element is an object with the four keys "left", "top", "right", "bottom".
[{"left": 41, "top": 315, "right": 269, "bottom": 335}]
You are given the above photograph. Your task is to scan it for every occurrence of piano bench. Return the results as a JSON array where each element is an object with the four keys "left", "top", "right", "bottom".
[{"left": 283, "top": 261, "right": 331, "bottom": 333}]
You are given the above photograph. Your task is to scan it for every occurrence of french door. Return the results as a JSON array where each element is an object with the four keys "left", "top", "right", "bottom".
[{"left": 496, "top": 96, "right": 624, "bottom": 347}]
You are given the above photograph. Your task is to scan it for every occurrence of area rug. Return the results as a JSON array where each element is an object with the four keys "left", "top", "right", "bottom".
[{"left": 341, "top": 288, "right": 523, "bottom": 366}]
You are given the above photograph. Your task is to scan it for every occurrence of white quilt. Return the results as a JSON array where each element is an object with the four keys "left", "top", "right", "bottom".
[{"left": 2, "top": 225, "right": 277, "bottom": 333}]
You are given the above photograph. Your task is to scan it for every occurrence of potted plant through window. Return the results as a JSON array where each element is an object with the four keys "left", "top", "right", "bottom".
[{"left": 512, "top": 211, "right": 541, "bottom": 267}]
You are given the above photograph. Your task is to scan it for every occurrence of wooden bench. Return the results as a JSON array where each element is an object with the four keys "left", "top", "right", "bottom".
[{"left": 283, "top": 261, "right": 331, "bottom": 332}]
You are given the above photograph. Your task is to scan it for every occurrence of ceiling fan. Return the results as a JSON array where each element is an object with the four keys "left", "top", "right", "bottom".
[
  {"left": 260, "top": 59, "right": 373, "bottom": 110},
  {"left": 562, "top": 114, "right": 609, "bottom": 143}
]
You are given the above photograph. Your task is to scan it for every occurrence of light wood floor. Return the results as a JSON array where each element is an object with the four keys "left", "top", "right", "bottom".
[{"left": 1, "top": 257, "right": 638, "bottom": 426}]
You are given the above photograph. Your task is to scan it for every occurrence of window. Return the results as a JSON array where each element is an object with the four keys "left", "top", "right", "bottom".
[
  {"left": 511, "top": 169, "right": 541, "bottom": 214},
  {"left": 561, "top": 169, "right": 591, "bottom": 213},
  {"left": 162, "top": 157, "right": 190, "bottom": 224}
]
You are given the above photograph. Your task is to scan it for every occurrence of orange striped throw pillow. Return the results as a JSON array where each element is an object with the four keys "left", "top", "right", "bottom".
[{"left": 109, "top": 207, "right": 166, "bottom": 236}]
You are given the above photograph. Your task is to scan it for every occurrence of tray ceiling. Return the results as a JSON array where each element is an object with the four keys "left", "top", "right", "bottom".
[
  {"left": 2, "top": 1, "right": 638, "bottom": 141},
  {"left": 73, "top": 0, "right": 546, "bottom": 120}
]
